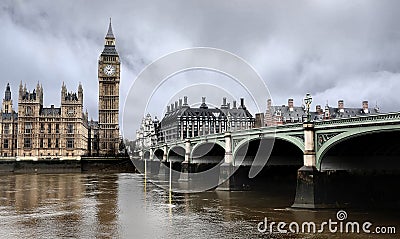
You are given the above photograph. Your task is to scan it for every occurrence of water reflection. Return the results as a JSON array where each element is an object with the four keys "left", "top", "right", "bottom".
[
  {"left": 0, "top": 173, "right": 398, "bottom": 238},
  {"left": 0, "top": 174, "right": 120, "bottom": 238}
]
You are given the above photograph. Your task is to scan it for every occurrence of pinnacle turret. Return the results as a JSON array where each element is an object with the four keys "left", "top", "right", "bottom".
[{"left": 5, "top": 83, "right": 11, "bottom": 101}]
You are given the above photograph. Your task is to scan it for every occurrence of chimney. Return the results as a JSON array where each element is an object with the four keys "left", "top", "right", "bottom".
[
  {"left": 338, "top": 100, "right": 344, "bottom": 113},
  {"left": 171, "top": 103, "right": 174, "bottom": 111},
  {"left": 167, "top": 105, "right": 170, "bottom": 113},
  {"left": 233, "top": 100, "right": 237, "bottom": 109},
  {"left": 175, "top": 101, "right": 178, "bottom": 110},
  {"left": 362, "top": 101, "right": 368, "bottom": 109},
  {"left": 200, "top": 97, "right": 208, "bottom": 109},
  {"left": 362, "top": 100, "right": 369, "bottom": 114},
  {"left": 316, "top": 105, "right": 322, "bottom": 114},
  {"left": 227, "top": 103, "right": 230, "bottom": 109},
  {"left": 183, "top": 96, "right": 188, "bottom": 107},
  {"left": 267, "top": 99, "right": 272, "bottom": 109},
  {"left": 221, "top": 97, "right": 228, "bottom": 109},
  {"left": 239, "top": 98, "right": 245, "bottom": 109},
  {"left": 179, "top": 98, "right": 182, "bottom": 108},
  {"left": 338, "top": 100, "right": 344, "bottom": 109},
  {"left": 288, "top": 98, "right": 294, "bottom": 111}
]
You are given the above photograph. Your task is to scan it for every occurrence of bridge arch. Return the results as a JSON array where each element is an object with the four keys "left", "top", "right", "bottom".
[
  {"left": 191, "top": 140, "right": 225, "bottom": 157},
  {"left": 154, "top": 148, "right": 164, "bottom": 161},
  {"left": 190, "top": 142, "right": 225, "bottom": 164},
  {"left": 143, "top": 150, "right": 151, "bottom": 160},
  {"left": 167, "top": 145, "right": 185, "bottom": 162},
  {"left": 233, "top": 135, "right": 304, "bottom": 159},
  {"left": 233, "top": 136, "right": 303, "bottom": 167},
  {"left": 318, "top": 129, "right": 400, "bottom": 170}
]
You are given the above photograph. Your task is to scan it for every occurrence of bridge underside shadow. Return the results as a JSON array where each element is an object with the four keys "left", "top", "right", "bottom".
[
  {"left": 176, "top": 143, "right": 225, "bottom": 190},
  {"left": 191, "top": 143, "right": 225, "bottom": 172},
  {"left": 310, "top": 131, "right": 400, "bottom": 208},
  {"left": 157, "top": 147, "right": 185, "bottom": 183},
  {"left": 220, "top": 138, "right": 303, "bottom": 205}
]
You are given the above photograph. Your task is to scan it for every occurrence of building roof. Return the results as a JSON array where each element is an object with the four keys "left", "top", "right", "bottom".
[
  {"left": 161, "top": 107, "right": 227, "bottom": 127},
  {"left": 314, "top": 106, "right": 380, "bottom": 120},
  {"left": 1, "top": 112, "right": 18, "bottom": 120},
  {"left": 221, "top": 107, "right": 254, "bottom": 119},
  {"left": 272, "top": 106, "right": 306, "bottom": 119},
  {"left": 102, "top": 46, "right": 118, "bottom": 56},
  {"left": 161, "top": 97, "right": 255, "bottom": 127},
  {"left": 267, "top": 102, "right": 381, "bottom": 122}
]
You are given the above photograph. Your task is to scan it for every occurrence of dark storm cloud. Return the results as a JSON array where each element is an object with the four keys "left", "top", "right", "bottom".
[{"left": 1, "top": 0, "right": 400, "bottom": 139}]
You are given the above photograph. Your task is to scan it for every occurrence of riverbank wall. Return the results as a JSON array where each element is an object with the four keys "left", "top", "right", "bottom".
[{"left": 0, "top": 156, "right": 135, "bottom": 174}]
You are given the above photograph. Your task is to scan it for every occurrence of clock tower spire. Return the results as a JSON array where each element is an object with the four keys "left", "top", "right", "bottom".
[
  {"left": 106, "top": 18, "right": 114, "bottom": 39},
  {"left": 98, "top": 19, "right": 121, "bottom": 156}
]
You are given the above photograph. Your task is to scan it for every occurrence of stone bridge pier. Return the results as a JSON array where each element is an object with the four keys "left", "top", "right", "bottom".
[
  {"left": 292, "top": 122, "right": 323, "bottom": 208},
  {"left": 216, "top": 132, "right": 238, "bottom": 190},
  {"left": 179, "top": 140, "right": 192, "bottom": 182}
]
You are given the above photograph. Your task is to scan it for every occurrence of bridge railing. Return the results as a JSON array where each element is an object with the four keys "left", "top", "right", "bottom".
[{"left": 314, "top": 112, "right": 400, "bottom": 128}]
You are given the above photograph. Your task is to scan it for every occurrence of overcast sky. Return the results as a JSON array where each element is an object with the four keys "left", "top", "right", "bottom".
[{"left": 1, "top": 0, "right": 400, "bottom": 139}]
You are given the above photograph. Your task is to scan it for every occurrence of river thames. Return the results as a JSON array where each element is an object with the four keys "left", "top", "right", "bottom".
[{"left": 0, "top": 173, "right": 398, "bottom": 238}]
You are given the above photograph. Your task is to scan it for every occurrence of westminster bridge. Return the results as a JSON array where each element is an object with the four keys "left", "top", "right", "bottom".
[{"left": 133, "top": 112, "right": 400, "bottom": 208}]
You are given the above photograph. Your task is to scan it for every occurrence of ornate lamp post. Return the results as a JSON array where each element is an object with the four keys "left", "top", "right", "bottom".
[{"left": 304, "top": 93, "right": 313, "bottom": 122}]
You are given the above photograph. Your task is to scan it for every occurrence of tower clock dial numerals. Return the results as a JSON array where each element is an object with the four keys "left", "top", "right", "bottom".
[{"left": 103, "top": 64, "right": 116, "bottom": 76}]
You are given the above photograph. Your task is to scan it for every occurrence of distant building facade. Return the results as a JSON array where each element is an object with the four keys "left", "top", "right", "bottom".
[
  {"left": 157, "top": 96, "right": 254, "bottom": 143},
  {"left": 264, "top": 98, "right": 380, "bottom": 126},
  {"left": 135, "top": 114, "right": 159, "bottom": 156},
  {"left": 265, "top": 99, "right": 307, "bottom": 126}
]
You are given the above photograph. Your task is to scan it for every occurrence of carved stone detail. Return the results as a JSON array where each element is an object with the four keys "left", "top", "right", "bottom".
[{"left": 317, "top": 132, "right": 342, "bottom": 149}]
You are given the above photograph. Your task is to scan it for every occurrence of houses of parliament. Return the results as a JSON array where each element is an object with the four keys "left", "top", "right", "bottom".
[{"left": 0, "top": 20, "right": 121, "bottom": 159}]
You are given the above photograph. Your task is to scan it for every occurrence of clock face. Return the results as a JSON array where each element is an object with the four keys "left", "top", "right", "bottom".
[{"left": 103, "top": 64, "right": 116, "bottom": 76}]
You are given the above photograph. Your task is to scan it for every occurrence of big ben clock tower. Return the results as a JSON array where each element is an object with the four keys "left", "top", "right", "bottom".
[{"left": 98, "top": 19, "right": 120, "bottom": 156}]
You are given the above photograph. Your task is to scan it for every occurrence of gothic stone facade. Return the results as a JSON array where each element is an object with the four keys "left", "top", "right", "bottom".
[
  {"left": 0, "top": 21, "right": 121, "bottom": 158},
  {"left": 16, "top": 82, "right": 88, "bottom": 159}
]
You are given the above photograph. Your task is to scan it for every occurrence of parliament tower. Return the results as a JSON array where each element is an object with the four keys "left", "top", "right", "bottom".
[{"left": 98, "top": 19, "right": 120, "bottom": 156}]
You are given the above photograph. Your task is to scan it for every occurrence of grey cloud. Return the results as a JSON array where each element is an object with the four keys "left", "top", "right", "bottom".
[{"left": 1, "top": 0, "right": 400, "bottom": 139}]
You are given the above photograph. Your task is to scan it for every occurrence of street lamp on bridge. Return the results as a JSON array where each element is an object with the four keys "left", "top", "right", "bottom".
[{"left": 304, "top": 93, "right": 312, "bottom": 122}]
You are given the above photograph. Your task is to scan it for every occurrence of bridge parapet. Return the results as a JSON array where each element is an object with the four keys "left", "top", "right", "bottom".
[{"left": 314, "top": 112, "right": 400, "bottom": 128}]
